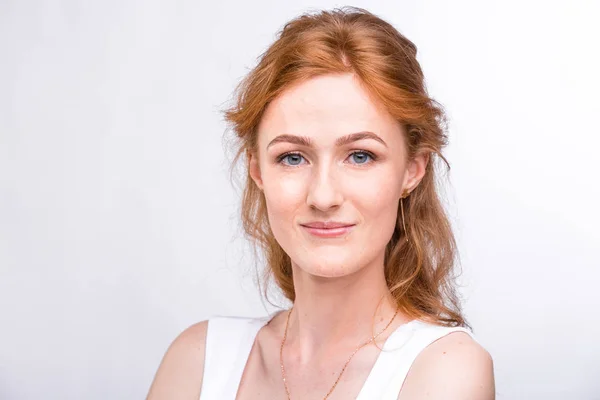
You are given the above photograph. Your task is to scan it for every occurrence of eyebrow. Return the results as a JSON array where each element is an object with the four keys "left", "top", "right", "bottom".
[{"left": 266, "top": 131, "right": 388, "bottom": 149}]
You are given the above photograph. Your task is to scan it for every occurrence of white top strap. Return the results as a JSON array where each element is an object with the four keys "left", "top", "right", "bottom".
[
  {"left": 378, "top": 321, "right": 476, "bottom": 400},
  {"left": 200, "top": 315, "right": 269, "bottom": 399}
]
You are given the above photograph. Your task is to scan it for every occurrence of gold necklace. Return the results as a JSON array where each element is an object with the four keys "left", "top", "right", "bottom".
[{"left": 279, "top": 305, "right": 399, "bottom": 400}]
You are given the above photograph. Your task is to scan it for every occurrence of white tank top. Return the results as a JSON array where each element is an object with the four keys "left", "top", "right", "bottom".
[{"left": 200, "top": 313, "right": 476, "bottom": 399}]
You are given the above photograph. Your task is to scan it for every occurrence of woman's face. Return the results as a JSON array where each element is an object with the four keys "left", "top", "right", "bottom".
[{"left": 249, "top": 73, "right": 427, "bottom": 278}]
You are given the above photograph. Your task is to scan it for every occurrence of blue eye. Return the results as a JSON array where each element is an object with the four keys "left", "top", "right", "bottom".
[
  {"left": 349, "top": 151, "right": 373, "bottom": 164},
  {"left": 279, "top": 152, "right": 305, "bottom": 166}
]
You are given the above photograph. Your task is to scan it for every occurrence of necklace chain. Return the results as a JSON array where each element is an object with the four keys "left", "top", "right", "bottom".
[{"left": 279, "top": 306, "right": 399, "bottom": 400}]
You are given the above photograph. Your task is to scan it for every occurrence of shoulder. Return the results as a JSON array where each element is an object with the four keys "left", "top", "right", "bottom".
[
  {"left": 146, "top": 320, "right": 209, "bottom": 400},
  {"left": 399, "top": 329, "right": 496, "bottom": 400}
]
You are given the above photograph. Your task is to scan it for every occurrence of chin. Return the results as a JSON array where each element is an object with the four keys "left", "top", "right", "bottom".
[{"left": 294, "top": 252, "right": 364, "bottom": 278}]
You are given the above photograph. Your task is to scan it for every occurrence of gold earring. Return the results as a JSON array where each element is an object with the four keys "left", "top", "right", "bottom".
[{"left": 401, "top": 190, "right": 410, "bottom": 242}]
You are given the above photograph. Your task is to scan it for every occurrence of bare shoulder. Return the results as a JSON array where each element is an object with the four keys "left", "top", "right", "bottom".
[
  {"left": 398, "top": 331, "right": 496, "bottom": 400},
  {"left": 146, "top": 320, "right": 209, "bottom": 400}
]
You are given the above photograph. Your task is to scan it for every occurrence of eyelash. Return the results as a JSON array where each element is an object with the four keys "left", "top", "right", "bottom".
[{"left": 276, "top": 150, "right": 378, "bottom": 167}]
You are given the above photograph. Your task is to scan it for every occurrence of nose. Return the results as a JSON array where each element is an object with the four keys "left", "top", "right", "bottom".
[{"left": 306, "top": 160, "right": 343, "bottom": 211}]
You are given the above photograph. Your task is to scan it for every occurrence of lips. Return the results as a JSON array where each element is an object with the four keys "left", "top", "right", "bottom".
[
  {"left": 300, "top": 221, "right": 356, "bottom": 238},
  {"left": 300, "top": 221, "right": 354, "bottom": 229}
]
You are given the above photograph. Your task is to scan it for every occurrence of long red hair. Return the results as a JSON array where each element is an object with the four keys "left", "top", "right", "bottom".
[{"left": 224, "top": 6, "right": 468, "bottom": 328}]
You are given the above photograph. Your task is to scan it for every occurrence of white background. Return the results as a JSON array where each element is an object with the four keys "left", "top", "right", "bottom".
[{"left": 1, "top": 1, "right": 599, "bottom": 399}]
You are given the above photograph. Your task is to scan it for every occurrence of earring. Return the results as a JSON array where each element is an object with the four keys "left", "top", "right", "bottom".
[{"left": 401, "top": 190, "right": 410, "bottom": 243}]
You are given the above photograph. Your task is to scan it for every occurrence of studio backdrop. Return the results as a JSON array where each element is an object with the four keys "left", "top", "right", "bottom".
[{"left": 0, "top": 0, "right": 598, "bottom": 399}]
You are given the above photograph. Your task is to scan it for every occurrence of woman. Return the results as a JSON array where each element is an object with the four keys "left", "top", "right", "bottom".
[{"left": 147, "top": 6, "right": 495, "bottom": 400}]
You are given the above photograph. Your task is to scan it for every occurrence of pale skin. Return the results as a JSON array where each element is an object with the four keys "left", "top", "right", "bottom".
[{"left": 147, "top": 73, "right": 495, "bottom": 399}]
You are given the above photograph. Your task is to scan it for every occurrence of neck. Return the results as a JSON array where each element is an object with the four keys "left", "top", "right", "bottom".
[{"left": 285, "top": 254, "right": 406, "bottom": 363}]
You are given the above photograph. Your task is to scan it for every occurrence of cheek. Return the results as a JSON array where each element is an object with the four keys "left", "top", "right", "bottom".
[
  {"left": 351, "top": 168, "right": 402, "bottom": 228},
  {"left": 264, "top": 171, "right": 306, "bottom": 204},
  {"left": 262, "top": 171, "right": 306, "bottom": 229}
]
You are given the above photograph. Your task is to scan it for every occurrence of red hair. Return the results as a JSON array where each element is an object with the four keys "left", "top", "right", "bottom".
[{"left": 224, "top": 6, "right": 468, "bottom": 328}]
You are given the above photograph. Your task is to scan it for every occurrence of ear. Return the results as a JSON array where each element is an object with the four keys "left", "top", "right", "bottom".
[
  {"left": 247, "top": 149, "right": 264, "bottom": 191},
  {"left": 403, "top": 151, "right": 429, "bottom": 194}
]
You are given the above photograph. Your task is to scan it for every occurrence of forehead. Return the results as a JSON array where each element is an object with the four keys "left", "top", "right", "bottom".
[{"left": 258, "top": 73, "right": 399, "bottom": 142}]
